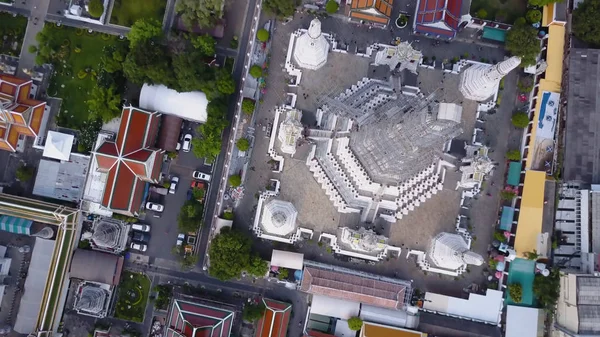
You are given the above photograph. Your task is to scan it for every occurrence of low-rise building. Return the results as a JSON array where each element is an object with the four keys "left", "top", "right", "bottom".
[
  {"left": 255, "top": 298, "right": 292, "bottom": 337},
  {"left": 554, "top": 274, "right": 600, "bottom": 336},
  {"left": 164, "top": 297, "right": 236, "bottom": 337},
  {"left": 348, "top": 0, "right": 393, "bottom": 28}
]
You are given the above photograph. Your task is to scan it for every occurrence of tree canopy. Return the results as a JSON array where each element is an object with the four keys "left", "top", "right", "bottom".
[
  {"left": 236, "top": 138, "right": 250, "bottom": 151},
  {"left": 177, "top": 199, "right": 204, "bottom": 232},
  {"left": 511, "top": 112, "right": 530, "bottom": 128},
  {"left": 86, "top": 85, "right": 122, "bottom": 123},
  {"left": 573, "top": 0, "right": 600, "bottom": 46},
  {"left": 242, "top": 98, "right": 255, "bottom": 115},
  {"left": 262, "top": 0, "right": 297, "bottom": 18},
  {"left": 243, "top": 302, "right": 266, "bottom": 322},
  {"left": 257, "top": 29, "right": 269, "bottom": 42},
  {"left": 208, "top": 228, "right": 254, "bottom": 280},
  {"left": 505, "top": 24, "right": 541, "bottom": 67},
  {"left": 123, "top": 40, "right": 176, "bottom": 87},
  {"left": 127, "top": 19, "right": 163, "bottom": 47},
  {"left": 508, "top": 283, "right": 523, "bottom": 303},
  {"left": 533, "top": 268, "right": 560, "bottom": 311},
  {"left": 229, "top": 174, "right": 242, "bottom": 187},
  {"left": 526, "top": 9, "right": 542, "bottom": 23},
  {"left": 191, "top": 34, "right": 217, "bottom": 55},
  {"left": 177, "top": 0, "right": 224, "bottom": 29},
  {"left": 325, "top": 0, "right": 339, "bottom": 13},
  {"left": 528, "top": 0, "right": 560, "bottom": 6},
  {"left": 249, "top": 65, "right": 263, "bottom": 78},
  {"left": 506, "top": 149, "right": 521, "bottom": 161},
  {"left": 215, "top": 69, "right": 236, "bottom": 95}
]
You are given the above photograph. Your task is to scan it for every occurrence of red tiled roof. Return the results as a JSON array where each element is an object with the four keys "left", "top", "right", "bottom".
[
  {"left": 350, "top": 0, "right": 393, "bottom": 24},
  {"left": 256, "top": 299, "right": 292, "bottom": 337},
  {"left": 414, "top": 0, "right": 463, "bottom": 37},
  {"left": 166, "top": 299, "right": 235, "bottom": 337}
]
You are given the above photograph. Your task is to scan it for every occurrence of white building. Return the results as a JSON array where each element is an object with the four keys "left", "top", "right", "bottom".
[
  {"left": 415, "top": 232, "right": 483, "bottom": 275},
  {"left": 277, "top": 108, "right": 303, "bottom": 155},
  {"left": 373, "top": 42, "right": 422, "bottom": 73},
  {"left": 140, "top": 83, "right": 208, "bottom": 123},
  {"left": 422, "top": 289, "right": 503, "bottom": 326},
  {"left": 456, "top": 145, "right": 494, "bottom": 190},
  {"left": 506, "top": 306, "right": 544, "bottom": 337},
  {"left": 252, "top": 195, "right": 313, "bottom": 244},
  {"left": 554, "top": 274, "right": 600, "bottom": 336},
  {"left": 459, "top": 57, "right": 521, "bottom": 101},
  {"left": 292, "top": 18, "right": 330, "bottom": 70},
  {"left": 319, "top": 227, "right": 401, "bottom": 262}
]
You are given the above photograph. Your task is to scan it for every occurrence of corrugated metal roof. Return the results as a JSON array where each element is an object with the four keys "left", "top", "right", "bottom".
[
  {"left": 157, "top": 114, "right": 183, "bottom": 151},
  {"left": 70, "top": 250, "right": 123, "bottom": 285}
]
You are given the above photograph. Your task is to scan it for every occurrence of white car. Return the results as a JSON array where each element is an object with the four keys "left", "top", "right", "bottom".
[
  {"left": 169, "top": 176, "right": 179, "bottom": 194},
  {"left": 130, "top": 242, "right": 147, "bottom": 252},
  {"left": 131, "top": 223, "right": 151, "bottom": 232},
  {"left": 192, "top": 171, "right": 212, "bottom": 182},
  {"left": 145, "top": 202, "right": 164, "bottom": 212},
  {"left": 182, "top": 134, "right": 192, "bottom": 152},
  {"left": 176, "top": 233, "right": 185, "bottom": 246}
]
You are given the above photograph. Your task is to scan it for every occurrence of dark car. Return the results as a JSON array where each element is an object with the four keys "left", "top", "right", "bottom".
[{"left": 132, "top": 231, "right": 150, "bottom": 244}]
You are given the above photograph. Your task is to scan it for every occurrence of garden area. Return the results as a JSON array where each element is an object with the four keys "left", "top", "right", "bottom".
[
  {"left": 0, "top": 13, "right": 27, "bottom": 57},
  {"left": 470, "top": 0, "right": 527, "bottom": 24},
  {"left": 110, "top": 0, "right": 167, "bottom": 27},
  {"left": 114, "top": 271, "right": 151, "bottom": 322}
]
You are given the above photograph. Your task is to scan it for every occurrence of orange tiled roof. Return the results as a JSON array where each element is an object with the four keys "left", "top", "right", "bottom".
[
  {"left": 255, "top": 299, "right": 292, "bottom": 337},
  {"left": 350, "top": 0, "right": 393, "bottom": 24},
  {"left": 350, "top": 12, "right": 390, "bottom": 24}
]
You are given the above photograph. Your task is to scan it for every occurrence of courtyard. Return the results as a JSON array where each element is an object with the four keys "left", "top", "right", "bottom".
[
  {"left": 234, "top": 14, "right": 520, "bottom": 294},
  {"left": 114, "top": 271, "right": 151, "bottom": 323},
  {"left": 0, "top": 13, "right": 27, "bottom": 57},
  {"left": 109, "top": 0, "right": 167, "bottom": 27}
]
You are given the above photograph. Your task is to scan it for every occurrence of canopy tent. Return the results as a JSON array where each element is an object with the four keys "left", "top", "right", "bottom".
[
  {"left": 270, "top": 250, "right": 304, "bottom": 270},
  {"left": 507, "top": 162, "right": 522, "bottom": 186},
  {"left": 0, "top": 216, "right": 33, "bottom": 235},
  {"left": 500, "top": 206, "right": 515, "bottom": 231},
  {"left": 42, "top": 131, "right": 74, "bottom": 161}
]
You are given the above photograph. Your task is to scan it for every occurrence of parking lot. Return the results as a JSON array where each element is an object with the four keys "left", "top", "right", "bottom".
[{"left": 135, "top": 121, "right": 214, "bottom": 268}]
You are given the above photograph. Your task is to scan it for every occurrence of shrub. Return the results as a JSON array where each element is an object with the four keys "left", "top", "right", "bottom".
[
  {"left": 249, "top": 65, "right": 262, "bottom": 78},
  {"left": 508, "top": 283, "right": 523, "bottom": 303},
  {"left": 493, "top": 231, "right": 507, "bottom": 242},
  {"left": 74, "top": 46, "right": 82, "bottom": 53},
  {"left": 16, "top": 165, "right": 34, "bottom": 182},
  {"left": 325, "top": 0, "right": 339, "bottom": 13},
  {"left": 526, "top": 9, "right": 542, "bottom": 23},
  {"left": 236, "top": 138, "right": 250, "bottom": 151},
  {"left": 257, "top": 29, "right": 269, "bottom": 42},
  {"left": 506, "top": 149, "right": 521, "bottom": 161},
  {"left": 230, "top": 36, "right": 239, "bottom": 49},
  {"left": 476, "top": 8, "right": 488, "bottom": 19},
  {"left": 242, "top": 98, "right": 255, "bottom": 115},
  {"left": 87, "top": 0, "right": 104, "bottom": 18},
  {"left": 28, "top": 45, "right": 37, "bottom": 53},
  {"left": 514, "top": 17, "right": 527, "bottom": 26},
  {"left": 222, "top": 211, "right": 234, "bottom": 220},
  {"left": 512, "top": 112, "right": 530, "bottom": 128},
  {"left": 77, "top": 70, "right": 88, "bottom": 79},
  {"left": 229, "top": 174, "right": 242, "bottom": 187},
  {"left": 347, "top": 317, "right": 363, "bottom": 331},
  {"left": 500, "top": 190, "right": 517, "bottom": 200}
]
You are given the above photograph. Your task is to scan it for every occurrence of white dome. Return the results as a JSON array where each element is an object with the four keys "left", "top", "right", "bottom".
[
  {"left": 293, "top": 19, "right": 330, "bottom": 70},
  {"left": 261, "top": 200, "right": 298, "bottom": 236}
]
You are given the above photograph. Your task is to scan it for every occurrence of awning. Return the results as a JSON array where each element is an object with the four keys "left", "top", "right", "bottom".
[
  {"left": 0, "top": 216, "right": 33, "bottom": 235},
  {"left": 507, "top": 162, "right": 521, "bottom": 186},
  {"left": 482, "top": 27, "right": 507, "bottom": 42},
  {"left": 500, "top": 207, "right": 515, "bottom": 231},
  {"left": 270, "top": 250, "right": 304, "bottom": 270}
]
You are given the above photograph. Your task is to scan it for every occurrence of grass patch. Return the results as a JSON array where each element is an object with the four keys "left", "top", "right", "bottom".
[
  {"left": 109, "top": 0, "right": 167, "bottom": 27},
  {"left": 114, "top": 271, "right": 151, "bottom": 323},
  {"left": 0, "top": 13, "right": 27, "bottom": 56},
  {"left": 470, "top": 0, "right": 526, "bottom": 24},
  {"left": 43, "top": 25, "right": 124, "bottom": 129}
]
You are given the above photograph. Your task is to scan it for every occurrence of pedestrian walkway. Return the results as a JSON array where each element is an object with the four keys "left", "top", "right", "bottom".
[{"left": 16, "top": 0, "right": 51, "bottom": 77}]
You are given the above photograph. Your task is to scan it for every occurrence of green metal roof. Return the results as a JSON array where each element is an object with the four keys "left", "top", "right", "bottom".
[
  {"left": 482, "top": 27, "right": 507, "bottom": 42},
  {"left": 500, "top": 207, "right": 515, "bottom": 231},
  {"left": 507, "top": 162, "right": 522, "bottom": 187}
]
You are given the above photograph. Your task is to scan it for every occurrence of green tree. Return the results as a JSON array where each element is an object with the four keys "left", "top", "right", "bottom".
[
  {"left": 508, "top": 283, "right": 523, "bottom": 303},
  {"left": 533, "top": 268, "right": 560, "bottom": 311},
  {"left": 243, "top": 302, "right": 266, "bottom": 322},
  {"left": 347, "top": 317, "right": 363, "bottom": 331},
  {"left": 177, "top": 199, "right": 203, "bottom": 232},
  {"left": 127, "top": 19, "right": 163, "bottom": 47},
  {"left": 573, "top": 0, "right": 600, "bottom": 46},
  {"left": 242, "top": 98, "right": 255, "bottom": 115},
  {"left": 476, "top": 8, "right": 487, "bottom": 19},
  {"left": 246, "top": 255, "right": 268, "bottom": 277},
  {"left": 123, "top": 40, "right": 176, "bottom": 87},
  {"left": 511, "top": 112, "right": 530, "bottom": 128},
  {"left": 277, "top": 268, "right": 289, "bottom": 280},
  {"left": 87, "top": 0, "right": 104, "bottom": 17},
  {"left": 16, "top": 165, "right": 34, "bottom": 182},
  {"left": 529, "top": 0, "right": 560, "bottom": 6},
  {"left": 192, "top": 187, "right": 205, "bottom": 200},
  {"left": 180, "top": 254, "right": 198, "bottom": 270},
  {"left": 505, "top": 25, "right": 541, "bottom": 67},
  {"left": 86, "top": 85, "right": 122, "bottom": 123},
  {"left": 215, "top": 69, "right": 235, "bottom": 95},
  {"left": 500, "top": 190, "right": 517, "bottom": 200},
  {"left": 525, "top": 250, "right": 539, "bottom": 260},
  {"left": 257, "top": 29, "right": 269, "bottom": 42},
  {"left": 208, "top": 228, "right": 253, "bottom": 280},
  {"left": 263, "top": 0, "right": 297, "bottom": 17},
  {"left": 229, "top": 174, "right": 242, "bottom": 187},
  {"left": 102, "top": 50, "right": 125, "bottom": 73},
  {"left": 506, "top": 149, "right": 521, "bottom": 161},
  {"left": 153, "top": 285, "right": 173, "bottom": 310},
  {"left": 191, "top": 34, "right": 216, "bottom": 56},
  {"left": 177, "top": 0, "right": 224, "bottom": 29},
  {"left": 325, "top": 0, "right": 339, "bottom": 13},
  {"left": 28, "top": 45, "right": 37, "bottom": 53},
  {"left": 222, "top": 211, "right": 234, "bottom": 220},
  {"left": 513, "top": 17, "right": 527, "bottom": 26},
  {"left": 236, "top": 138, "right": 250, "bottom": 151},
  {"left": 249, "top": 65, "right": 262, "bottom": 78},
  {"left": 526, "top": 9, "right": 542, "bottom": 23},
  {"left": 172, "top": 51, "right": 214, "bottom": 92}
]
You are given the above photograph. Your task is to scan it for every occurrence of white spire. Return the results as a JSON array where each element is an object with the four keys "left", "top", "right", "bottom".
[
  {"left": 459, "top": 56, "right": 521, "bottom": 101},
  {"left": 308, "top": 18, "right": 322, "bottom": 39}
]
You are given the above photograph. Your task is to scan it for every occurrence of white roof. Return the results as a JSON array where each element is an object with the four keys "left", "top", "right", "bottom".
[
  {"left": 437, "top": 103, "right": 463, "bottom": 123},
  {"left": 423, "top": 289, "right": 503, "bottom": 325},
  {"left": 43, "top": 131, "right": 74, "bottom": 161},
  {"left": 293, "top": 19, "right": 330, "bottom": 70},
  {"left": 140, "top": 83, "right": 208, "bottom": 123},
  {"left": 311, "top": 294, "right": 360, "bottom": 319},
  {"left": 360, "top": 304, "right": 419, "bottom": 329},
  {"left": 270, "top": 250, "right": 304, "bottom": 270},
  {"left": 506, "top": 305, "right": 544, "bottom": 337},
  {"left": 260, "top": 200, "right": 298, "bottom": 236}
]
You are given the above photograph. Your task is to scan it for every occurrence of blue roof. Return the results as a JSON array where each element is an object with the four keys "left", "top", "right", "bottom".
[
  {"left": 500, "top": 206, "right": 515, "bottom": 231},
  {"left": 0, "top": 215, "right": 33, "bottom": 235}
]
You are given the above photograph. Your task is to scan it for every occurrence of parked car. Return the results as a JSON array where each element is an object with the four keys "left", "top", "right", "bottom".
[
  {"left": 176, "top": 233, "right": 185, "bottom": 246},
  {"left": 192, "top": 171, "right": 211, "bottom": 182},
  {"left": 132, "top": 231, "right": 150, "bottom": 244},
  {"left": 182, "top": 134, "right": 192, "bottom": 152},
  {"left": 150, "top": 186, "right": 168, "bottom": 196},
  {"left": 131, "top": 223, "right": 151, "bottom": 232},
  {"left": 169, "top": 176, "right": 180, "bottom": 194},
  {"left": 130, "top": 242, "right": 147, "bottom": 252},
  {"left": 146, "top": 202, "right": 164, "bottom": 212}
]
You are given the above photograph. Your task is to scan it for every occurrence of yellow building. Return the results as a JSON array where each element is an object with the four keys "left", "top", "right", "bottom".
[{"left": 514, "top": 170, "right": 547, "bottom": 256}]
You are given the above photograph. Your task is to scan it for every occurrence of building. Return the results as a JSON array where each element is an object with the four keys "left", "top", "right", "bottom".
[
  {"left": 459, "top": 57, "right": 521, "bottom": 101},
  {"left": 348, "top": 0, "right": 394, "bottom": 28},
  {"left": 164, "top": 297, "right": 235, "bottom": 337},
  {"left": 277, "top": 108, "right": 303, "bottom": 155},
  {"left": 422, "top": 232, "right": 484, "bottom": 275},
  {"left": 421, "top": 289, "right": 503, "bottom": 325},
  {"left": 292, "top": 19, "right": 330, "bottom": 71},
  {"left": 253, "top": 196, "right": 314, "bottom": 244},
  {"left": 319, "top": 227, "right": 402, "bottom": 262},
  {"left": 0, "top": 74, "right": 47, "bottom": 152},
  {"left": 360, "top": 322, "right": 427, "bottom": 337},
  {"left": 72, "top": 281, "right": 112, "bottom": 318},
  {"left": 32, "top": 155, "right": 89, "bottom": 203},
  {"left": 91, "top": 106, "right": 163, "bottom": 216},
  {"left": 140, "top": 84, "right": 209, "bottom": 123},
  {"left": 70, "top": 249, "right": 124, "bottom": 286},
  {"left": 505, "top": 306, "right": 544, "bottom": 337},
  {"left": 554, "top": 274, "right": 600, "bottom": 336},
  {"left": 514, "top": 170, "right": 549, "bottom": 257},
  {"left": 413, "top": 0, "right": 464, "bottom": 39},
  {"left": 255, "top": 298, "right": 292, "bottom": 337},
  {"left": 564, "top": 49, "right": 600, "bottom": 184},
  {"left": 84, "top": 217, "right": 130, "bottom": 254}
]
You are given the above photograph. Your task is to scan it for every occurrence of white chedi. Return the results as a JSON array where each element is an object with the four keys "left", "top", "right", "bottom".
[
  {"left": 293, "top": 18, "right": 330, "bottom": 70},
  {"left": 459, "top": 56, "right": 521, "bottom": 101},
  {"left": 428, "top": 232, "right": 484, "bottom": 271}
]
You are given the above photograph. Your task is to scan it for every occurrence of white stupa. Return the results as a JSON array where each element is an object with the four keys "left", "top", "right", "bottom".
[
  {"left": 459, "top": 56, "right": 521, "bottom": 101},
  {"left": 260, "top": 200, "right": 298, "bottom": 236},
  {"left": 293, "top": 18, "right": 330, "bottom": 70},
  {"left": 428, "top": 232, "right": 484, "bottom": 271}
]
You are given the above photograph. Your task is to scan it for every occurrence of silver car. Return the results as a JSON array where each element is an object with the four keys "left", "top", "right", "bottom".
[
  {"left": 169, "top": 176, "right": 179, "bottom": 194},
  {"left": 130, "top": 242, "right": 147, "bottom": 252},
  {"left": 145, "top": 202, "right": 164, "bottom": 212},
  {"left": 131, "top": 223, "right": 150, "bottom": 232},
  {"left": 192, "top": 171, "right": 212, "bottom": 182},
  {"left": 182, "top": 134, "right": 192, "bottom": 152}
]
